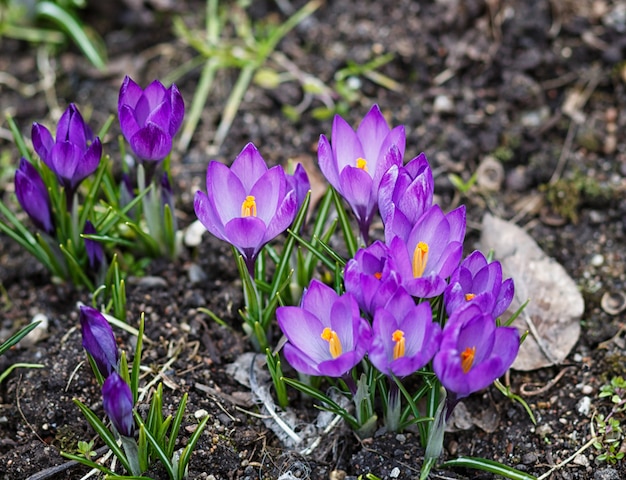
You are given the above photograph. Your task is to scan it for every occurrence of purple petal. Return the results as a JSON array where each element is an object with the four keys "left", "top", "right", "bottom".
[
  {"left": 317, "top": 134, "right": 340, "bottom": 190},
  {"left": 356, "top": 105, "right": 390, "bottom": 162},
  {"left": 331, "top": 115, "right": 364, "bottom": 172},
  {"left": 230, "top": 143, "right": 269, "bottom": 192},
  {"left": 31, "top": 123, "right": 54, "bottom": 162},
  {"left": 80, "top": 306, "right": 119, "bottom": 377},
  {"left": 118, "top": 76, "right": 143, "bottom": 111},
  {"left": 118, "top": 104, "right": 141, "bottom": 140},
  {"left": 224, "top": 216, "right": 266, "bottom": 253},
  {"left": 194, "top": 190, "right": 228, "bottom": 242},
  {"left": 264, "top": 190, "right": 297, "bottom": 241},
  {"left": 277, "top": 306, "right": 330, "bottom": 364},
  {"left": 102, "top": 372, "right": 135, "bottom": 437},
  {"left": 130, "top": 124, "right": 172, "bottom": 161},
  {"left": 168, "top": 84, "right": 185, "bottom": 136}
]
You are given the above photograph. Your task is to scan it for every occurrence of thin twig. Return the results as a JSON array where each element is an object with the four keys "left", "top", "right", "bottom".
[
  {"left": 519, "top": 366, "right": 575, "bottom": 397},
  {"left": 536, "top": 437, "right": 597, "bottom": 480}
]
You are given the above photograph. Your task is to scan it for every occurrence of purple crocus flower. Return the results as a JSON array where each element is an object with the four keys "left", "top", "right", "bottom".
[
  {"left": 80, "top": 306, "right": 119, "bottom": 377},
  {"left": 343, "top": 240, "right": 401, "bottom": 317},
  {"left": 378, "top": 153, "right": 434, "bottom": 244},
  {"left": 194, "top": 142, "right": 297, "bottom": 274},
  {"left": 286, "top": 162, "right": 311, "bottom": 215},
  {"left": 277, "top": 279, "right": 372, "bottom": 377},
  {"left": 102, "top": 372, "right": 135, "bottom": 437},
  {"left": 31, "top": 103, "right": 102, "bottom": 198},
  {"left": 433, "top": 304, "right": 519, "bottom": 399},
  {"left": 83, "top": 220, "right": 105, "bottom": 272},
  {"left": 118, "top": 76, "right": 184, "bottom": 163},
  {"left": 368, "top": 287, "right": 441, "bottom": 377},
  {"left": 14, "top": 158, "right": 54, "bottom": 234},
  {"left": 444, "top": 250, "right": 514, "bottom": 318},
  {"left": 317, "top": 104, "right": 405, "bottom": 242},
  {"left": 389, "top": 204, "right": 466, "bottom": 298}
]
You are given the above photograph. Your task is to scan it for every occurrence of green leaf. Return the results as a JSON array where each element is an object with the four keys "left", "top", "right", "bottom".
[
  {"left": 0, "top": 321, "right": 41, "bottom": 356},
  {"left": 281, "top": 377, "right": 359, "bottom": 429},
  {"left": 135, "top": 414, "right": 176, "bottom": 479},
  {"left": 440, "top": 456, "right": 538, "bottom": 480},
  {"left": 73, "top": 399, "right": 132, "bottom": 473},
  {"left": 34, "top": 1, "right": 107, "bottom": 70},
  {"left": 60, "top": 451, "right": 115, "bottom": 475},
  {"left": 330, "top": 186, "right": 357, "bottom": 258},
  {"left": 167, "top": 393, "right": 188, "bottom": 458},
  {"left": 176, "top": 415, "right": 210, "bottom": 480}
]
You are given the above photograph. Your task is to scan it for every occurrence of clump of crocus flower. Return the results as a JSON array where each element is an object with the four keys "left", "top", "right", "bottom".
[{"left": 192, "top": 104, "right": 523, "bottom": 478}]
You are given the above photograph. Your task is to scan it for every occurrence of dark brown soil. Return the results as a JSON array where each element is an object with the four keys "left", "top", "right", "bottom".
[{"left": 1, "top": 1, "right": 626, "bottom": 479}]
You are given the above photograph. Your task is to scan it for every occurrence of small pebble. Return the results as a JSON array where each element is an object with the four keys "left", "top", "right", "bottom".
[
  {"left": 184, "top": 219, "right": 207, "bottom": 248},
  {"left": 521, "top": 452, "right": 537, "bottom": 464},
  {"left": 390, "top": 467, "right": 400, "bottom": 478},
  {"left": 433, "top": 95, "right": 454, "bottom": 114},
  {"left": 594, "top": 467, "right": 620, "bottom": 480},
  {"left": 581, "top": 384, "right": 593, "bottom": 395},
  {"left": 194, "top": 409, "right": 209, "bottom": 419},
  {"left": 577, "top": 396, "right": 592, "bottom": 416},
  {"left": 590, "top": 254, "right": 604, "bottom": 267}
]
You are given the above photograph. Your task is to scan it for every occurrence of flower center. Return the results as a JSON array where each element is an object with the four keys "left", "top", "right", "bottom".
[
  {"left": 465, "top": 293, "right": 476, "bottom": 301},
  {"left": 321, "top": 327, "right": 342, "bottom": 359},
  {"left": 241, "top": 195, "right": 257, "bottom": 217},
  {"left": 412, "top": 241, "right": 429, "bottom": 278},
  {"left": 373, "top": 271, "right": 382, "bottom": 280},
  {"left": 356, "top": 157, "right": 368, "bottom": 172},
  {"left": 460, "top": 346, "right": 476, "bottom": 374},
  {"left": 392, "top": 329, "right": 405, "bottom": 360}
]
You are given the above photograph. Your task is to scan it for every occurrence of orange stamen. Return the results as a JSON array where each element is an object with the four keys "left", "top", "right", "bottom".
[
  {"left": 392, "top": 329, "right": 405, "bottom": 360},
  {"left": 241, "top": 195, "right": 257, "bottom": 217},
  {"left": 321, "top": 327, "right": 342, "bottom": 358},
  {"left": 460, "top": 346, "right": 476, "bottom": 374},
  {"left": 374, "top": 272, "right": 382, "bottom": 280},
  {"left": 412, "top": 241, "right": 429, "bottom": 278},
  {"left": 465, "top": 293, "right": 476, "bottom": 301}
]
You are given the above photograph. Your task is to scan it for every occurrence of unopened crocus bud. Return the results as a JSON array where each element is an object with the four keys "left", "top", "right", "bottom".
[
  {"left": 83, "top": 221, "right": 104, "bottom": 272},
  {"left": 79, "top": 306, "right": 119, "bottom": 377},
  {"left": 118, "top": 76, "right": 184, "bottom": 163},
  {"left": 31, "top": 103, "right": 102, "bottom": 198},
  {"left": 15, "top": 158, "right": 54, "bottom": 234},
  {"left": 102, "top": 372, "right": 135, "bottom": 437}
]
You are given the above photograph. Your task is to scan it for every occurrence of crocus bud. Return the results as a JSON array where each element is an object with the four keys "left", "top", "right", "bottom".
[
  {"left": 102, "top": 372, "right": 135, "bottom": 437},
  {"left": 79, "top": 306, "right": 119, "bottom": 377},
  {"left": 31, "top": 103, "right": 102, "bottom": 195},
  {"left": 83, "top": 221, "right": 105, "bottom": 272},
  {"left": 118, "top": 76, "right": 184, "bottom": 163},
  {"left": 14, "top": 158, "right": 54, "bottom": 234}
]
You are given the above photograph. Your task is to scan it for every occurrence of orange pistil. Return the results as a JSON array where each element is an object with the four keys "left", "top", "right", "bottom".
[
  {"left": 374, "top": 272, "right": 382, "bottom": 280},
  {"left": 412, "top": 241, "right": 429, "bottom": 278},
  {"left": 321, "top": 327, "right": 342, "bottom": 358},
  {"left": 465, "top": 293, "right": 476, "bottom": 301},
  {"left": 392, "top": 329, "right": 405, "bottom": 360},
  {"left": 241, "top": 195, "right": 257, "bottom": 217},
  {"left": 356, "top": 157, "right": 368, "bottom": 172},
  {"left": 460, "top": 346, "right": 476, "bottom": 374}
]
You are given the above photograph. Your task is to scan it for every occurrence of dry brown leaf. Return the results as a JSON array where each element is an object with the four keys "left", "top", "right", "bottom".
[{"left": 479, "top": 214, "right": 584, "bottom": 371}]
